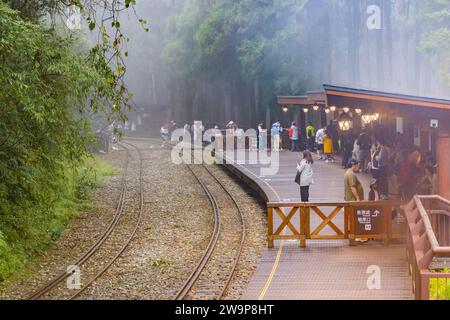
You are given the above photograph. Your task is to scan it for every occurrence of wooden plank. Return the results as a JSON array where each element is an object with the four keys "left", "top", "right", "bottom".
[
  {"left": 274, "top": 207, "right": 299, "bottom": 236},
  {"left": 271, "top": 235, "right": 302, "bottom": 241},
  {"left": 311, "top": 206, "right": 344, "bottom": 236},
  {"left": 310, "top": 235, "right": 347, "bottom": 240},
  {"left": 268, "top": 207, "right": 274, "bottom": 248},
  {"left": 273, "top": 207, "right": 300, "bottom": 235},
  {"left": 326, "top": 89, "right": 450, "bottom": 110}
]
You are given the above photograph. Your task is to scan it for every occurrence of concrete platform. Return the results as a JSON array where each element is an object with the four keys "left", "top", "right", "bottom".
[{"left": 222, "top": 150, "right": 413, "bottom": 300}]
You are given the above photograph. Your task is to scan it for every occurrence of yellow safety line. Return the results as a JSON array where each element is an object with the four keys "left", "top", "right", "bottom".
[
  {"left": 258, "top": 240, "right": 284, "bottom": 300},
  {"left": 222, "top": 151, "right": 285, "bottom": 300}
]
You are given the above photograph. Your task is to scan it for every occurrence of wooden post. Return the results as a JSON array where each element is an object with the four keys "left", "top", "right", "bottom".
[
  {"left": 268, "top": 207, "right": 274, "bottom": 248},
  {"left": 347, "top": 206, "right": 357, "bottom": 246},
  {"left": 420, "top": 273, "right": 430, "bottom": 300},
  {"left": 342, "top": 205, "right": 348, "bottom": 239},
  {"left": 300, "top": 207, "right": 306, "bottom": 248},
  {"left": 305, "top": 207, "right": 311, "bottom": 240},
  {"left": 437, "top": 133, "right": 450, "bottom": 199}
]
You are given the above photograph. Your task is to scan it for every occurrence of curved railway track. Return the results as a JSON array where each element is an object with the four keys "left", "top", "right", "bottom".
[
  {"left": 175, "top": 161, "right": 246, "bottom": 300},
  {"left": 27, "top": 141, "right": 143, "bottom": 300}
]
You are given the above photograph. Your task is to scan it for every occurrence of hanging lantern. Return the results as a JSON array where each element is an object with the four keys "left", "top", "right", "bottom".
[
  {"left": 343, "top": 107, "right": 350, "bottom": 113},
  {"left": 362, "top": 114, "right": 372, "bottom": 124},
  {"left": 282, "top": 106, "right": 289, "bottom": 113},
  {"left": 371, "top": 113, "right": 380, "bottom": 121},
  {"left": 338, "top": 113, "right": 353, "bottom": 132},
  {"left": 325, "top": 108, "right": 330, "bottom": 114},
  {"left": 355, "top": 108, "right": 362, "bottom": 115},
  {"left": 313, "top": 105, "right": 320, "bottom": 111},
  {"left": 330, "top": 106, "right": 337, "bottom": 112},
  {"left": 303, "top": 107, "right": 309, "bottom": 113}
]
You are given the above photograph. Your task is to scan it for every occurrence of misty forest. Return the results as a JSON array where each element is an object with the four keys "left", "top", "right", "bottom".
[
  {"left": 0, "top": 0, "right": 449, "bottom": 281},
  {"left": 124, "top": 0, "right": 450, "bottom": 129}
]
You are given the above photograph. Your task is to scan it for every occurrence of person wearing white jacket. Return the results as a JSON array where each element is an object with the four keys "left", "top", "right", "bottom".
[{"left": 297, "top": 150, "right": 314, "bottom": 202}]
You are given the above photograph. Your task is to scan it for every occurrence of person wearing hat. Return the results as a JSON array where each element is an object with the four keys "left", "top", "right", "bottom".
[
  {"left": 368, "top": 179, "right": 379, "bottom": 201},
  {"left": 344, "top": 159, "right": 364, "bottom": 202}
]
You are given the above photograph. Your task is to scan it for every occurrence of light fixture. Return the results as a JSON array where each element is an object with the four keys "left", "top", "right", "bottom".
[
  {"left": 355, "top": 108, "right": 362, "bottom": 115},
  {"left": 282, "top": 106, "right": 289, "bottom": 113},
  {"left": 303, "top": 107, "right": 309, "bottom": 113},
  {"left": 330, "top": 106, "right": 337, "bottom": 112},
  {"left": 362, "top": 114, "right": 372, "bottom": 124},
  {"left": 313, "top": 105, "right": 320, "bottom": 111},
  {"left": 343, "top": 107, "right": 350, "bottom": 113},
  {"left": 371, "top": 113, "right": 380, "bottom": 121},
  {"left": 325, "top": 109, "right": 330, "bottom": 114},
  {"left": 338, "top": 113, "right": 353, "bottom": 132}
]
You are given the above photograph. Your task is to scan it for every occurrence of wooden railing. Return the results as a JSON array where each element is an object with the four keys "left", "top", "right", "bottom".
[
  {"left": 267, "top": 201, "right": 404, "bottom": 248},
  {"left": 403, "top": 195, "right": 450, "bottom": 300}
]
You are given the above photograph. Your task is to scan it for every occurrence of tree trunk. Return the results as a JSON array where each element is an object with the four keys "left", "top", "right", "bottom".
[
  {"left": 376, "top": 0, "right": 385, "bottom": 89},
  {"left": 398, "top": 0, "right": 410, "bottom": 91},
  {"left": 383, "top": 0, "right": 393, "bottom": 88},
  {"left": 348, "top": 1, "right": 361, "bottom": 85},
  {"left": 327, "top": 0, "right": 337, "bottom": 83},
  {"left": 361, "top": 0, "right": 373, "bottom": 88}
]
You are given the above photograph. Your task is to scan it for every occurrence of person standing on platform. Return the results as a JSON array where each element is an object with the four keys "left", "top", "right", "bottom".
[
  {"left": 375, "top": 138, "right": 390, "bottom": 200},
  {"left": 323, "top": 134, "right": 334, "bottom": 162},
  {"left": 370, "top": 142, "right": 380, "bottom": 181},
  {"left": 271, "top": 120, "right": 283, "bottom": 152},
  {"left": 341, "top": 130, "right": 354, "bottom": 169},
  {"left": 344, "top": 159, "right": 364, "bottom": 202},
  {"left": 327, "top": 120, "right": 339, "bottom": 153},
  {"left": 315, "top": 127, "right": 326, "bottom": 160},
  {"left": 306, "top": 123, "right": 315, "bottom": 151},
  {"left": 368, "top": 179, "right": 380, "bottom": 201},
  {"left": 160, "top": 123, "right": 170, "bottom": 147},
  {"left": 289, "top": 121, "right": 300, "bottom": 152},
  {"left": 356, "top": 130, "right": 371, "bottom": 172},
  {"left": 170, "top": 120, "right": 177, "bottom": 134},
  {"left": 297, "top": 150, "right": 314, "bottom": 202},
  {"left": 257, "top": 122, "right": 266, "bottom": 151}
]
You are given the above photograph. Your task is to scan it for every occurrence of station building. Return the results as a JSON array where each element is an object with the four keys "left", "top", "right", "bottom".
[{"left": 277, "top": 84, "right": 450, "bottom": 199}]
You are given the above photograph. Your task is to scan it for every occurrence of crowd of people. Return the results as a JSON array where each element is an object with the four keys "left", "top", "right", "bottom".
[
  {"left": 161, "top": 119, "right": 437, "bottom": 204},
  {"left": 294, "top": 123, "right": 438, "bottom": 203}
]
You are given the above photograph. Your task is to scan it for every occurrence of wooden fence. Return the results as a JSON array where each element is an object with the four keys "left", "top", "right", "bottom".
[
  {"left": 267, "top": 201, "right": 404, "bottom": 248},
  {"left": 403, "top": 195, "right": 450, "bottom": 300}
]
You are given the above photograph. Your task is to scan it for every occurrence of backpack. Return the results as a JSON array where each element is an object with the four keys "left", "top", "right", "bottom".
[{"left": 288, "top": 128, "right": 293, "bottom": 138}]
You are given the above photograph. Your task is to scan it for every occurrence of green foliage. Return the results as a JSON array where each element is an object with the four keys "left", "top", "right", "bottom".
[
  {"left": 429, "top": 269, "right": 450, "bottom": 300},
  {"left": 0, "top": 2, "right": 118, "bottom": 282},
  {"left": 417, "top": 0, "right": 450, "bottom": 88},
  {"left": 0, "top": 155, "right": 118, "bottom": 282},
  {"left": 163, "top": 0, "right": 309, "bottom": 117}
]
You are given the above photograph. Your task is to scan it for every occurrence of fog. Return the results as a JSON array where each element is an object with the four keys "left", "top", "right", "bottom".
[{"left": 114, "top": 0, "right": 450, "bottom": 132}]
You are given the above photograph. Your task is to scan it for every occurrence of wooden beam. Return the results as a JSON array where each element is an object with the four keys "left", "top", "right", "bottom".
[{"left": 326, "top": 90, "right": 450, "bottom": 110}]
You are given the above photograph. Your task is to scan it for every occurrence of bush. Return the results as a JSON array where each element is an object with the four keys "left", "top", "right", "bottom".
[{"left": 0, "top": 3, "right": 115, "bottom": 282}]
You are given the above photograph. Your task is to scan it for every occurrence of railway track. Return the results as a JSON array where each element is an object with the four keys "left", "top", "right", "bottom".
[
  {"left": 27, "top": 141, "right": 144, "bottom": 300},
  {"left": 175, "top": 162, "right": 246, "bottom": 300}
]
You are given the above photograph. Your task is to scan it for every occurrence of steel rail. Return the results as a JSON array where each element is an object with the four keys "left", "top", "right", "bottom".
[
  {"left": 174, "top": 162, "right": 246, "bottom": 300},
  {"left": 69, "top": 141, "right": 144, "bottom": 299},
  {"left": 201, "top": 164, "right": 246, "bottom": 299},
  {"left": 27, "top": 143, "right": 131, "bottom": 300},
  {"left": 173, "top": 164, "right": 221, "bottom": 300}
]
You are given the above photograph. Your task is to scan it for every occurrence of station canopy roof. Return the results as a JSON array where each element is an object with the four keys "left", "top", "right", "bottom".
[
  {"left": 278, "top": 85, "right": 450, "bottom": 111},
  {"left": 323, "top": 84, "right": 450, "bottom": 111}
]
